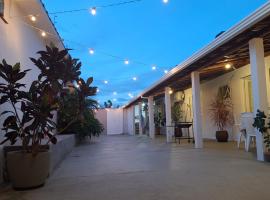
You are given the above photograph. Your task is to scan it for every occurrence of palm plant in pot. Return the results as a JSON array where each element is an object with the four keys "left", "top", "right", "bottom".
[
  {"left": 0, "top": 46, "right": 95, "bottom": 189},
  {"left": 209, "top": 86, "right": 233, "bottom": 142},
  {"left": 253, "top": 110, "right": 270, "bottom": 162},
  {"left": 171, "top": 102, "right": 183, "bottom": 137}
]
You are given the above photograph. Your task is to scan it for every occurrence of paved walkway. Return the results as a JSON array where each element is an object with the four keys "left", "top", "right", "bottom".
[{"left": 1, "top": 135, "right": 270, "bottom": 200}]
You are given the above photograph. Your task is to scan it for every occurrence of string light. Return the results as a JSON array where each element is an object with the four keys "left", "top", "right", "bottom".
[
  {"left": 104, "top": 80, "right": 108, "bottom": 84},
  {"left": 124, "top": 59, "right": 129, "bottom": 65},
  {"left": 163, "top": 0, "right": 169, "bottom": 4},
  {"left": 164, "top": 70, "right": 168, "bottom": 74},
  {"left": 30, "top": 15, "right": 36, "bottom": 22},
  {"left": 132, "top": 77, "right": 137, "bottom": 81},
  {"left": 41, "top": 31, "right": 46, "bottom": 37},
  {"left": 90, "top": 7, "right": 97, "bottom": 15},
  {"left": 128, "top": 93, "right": 134, "bottom": 98},
  {"left": 89, "top": 48, "right": 95, "bottom": 55},
  {"left": 152, "top": 65, "right": 157, "bottom": 70}
]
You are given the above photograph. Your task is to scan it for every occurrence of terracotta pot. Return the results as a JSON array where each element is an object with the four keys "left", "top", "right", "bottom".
[
  {"left": 216, "top": 130, "right": 229, "bottom": 142},
  {"left": 264, "top": 152, "right": 270, "bottom": 162},
  {"left": 7, "top": 151, "right": 50, "bottom": 190}
]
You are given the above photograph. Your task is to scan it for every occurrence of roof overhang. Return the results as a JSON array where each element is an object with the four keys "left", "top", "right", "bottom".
[{"left": 124, "top": 1, "right": 270, "bottom": 108}]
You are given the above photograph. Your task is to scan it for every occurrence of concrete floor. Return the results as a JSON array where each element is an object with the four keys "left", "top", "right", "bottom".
[{"left": 1, "top": 134, "right": 270, "bottom": 200}]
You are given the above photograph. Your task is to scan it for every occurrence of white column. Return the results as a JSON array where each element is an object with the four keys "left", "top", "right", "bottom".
[
  {"left": 128, "top": 105, "right": 135, "bottom": 135},
  {"left": 191, "top": 71, "right": 203, "bottom": 148},
  {"left": 249, "top": 38, "right": 268, "bottom": 161},
  {"left": 148, "top": 96, "right": 155, "bottom": 139},
  {"left": 165, "top": 87, "right": 173, "bottom": 142},
  {"left": 138, "top": 102, "right": 143, "bottom": 136}
]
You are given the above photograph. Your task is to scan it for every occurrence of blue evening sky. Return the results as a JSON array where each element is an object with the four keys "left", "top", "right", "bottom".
[{"left": 43, "top": 0, "right": 267, "bottom": 106}]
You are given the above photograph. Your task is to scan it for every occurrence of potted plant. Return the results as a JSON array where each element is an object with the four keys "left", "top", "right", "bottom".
[
  {"left": 154, "top": 112, "right": 165, "bottom": 135},
  {"left": 209, "top": 87, "right": 233, "bottom": 142},
  {"left": 0, "top": 46, "right": 95, "bottom": 189},
  {"left": 171, "top": 102, "right": 183, "bottom": 137},
  {"left": 253, "top": 110, "right": 270, "bottom": 162}
]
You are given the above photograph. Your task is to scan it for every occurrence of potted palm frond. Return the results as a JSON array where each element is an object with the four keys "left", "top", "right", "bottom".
[
  {"left": 209, "top": 90, "right": 233, "bottom": 142},
  {"left": 0, "top": 46, "right": 96, "bottom": 189}
]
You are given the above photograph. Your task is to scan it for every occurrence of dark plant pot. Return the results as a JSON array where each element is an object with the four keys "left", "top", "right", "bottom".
[
  {"left": 155, "top": 127, "right": 161, "bottom": 135},
  {"left": 216, "top": 130, "right": 229, "bottom": 142},
  {"left": 264, "top": 152, "right": 270, "bottom": 162},
  {"left": 7, "top": 151, "right": 50, "bottom": 190}
]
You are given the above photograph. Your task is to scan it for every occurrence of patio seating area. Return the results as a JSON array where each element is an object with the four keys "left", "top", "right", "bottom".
[{"left": 1, "top": 135, "right": 269, "bottom": 200}]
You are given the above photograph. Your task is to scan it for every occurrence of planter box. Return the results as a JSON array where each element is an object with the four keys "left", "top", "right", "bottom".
[{"left": 0, "top": 134, "right": 76, "bottom": 184}]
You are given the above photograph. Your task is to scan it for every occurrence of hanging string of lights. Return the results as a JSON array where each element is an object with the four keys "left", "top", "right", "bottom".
[
  {"left": 9, "top": 0, "right": 170, "bottom": 101},
  {"left": 49, "top": 0, "right": 143, "bottom": 16}
]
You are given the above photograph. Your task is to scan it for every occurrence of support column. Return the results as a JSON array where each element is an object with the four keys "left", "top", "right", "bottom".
[
  {"left": 165, "top": 87, "right": 173, "bottom": 142},
  {"left": 249, "top": 38, "right": 268, "bottom": 161},
  {"left": 128, "top": 105, "right": 135, "bottom": 135},
  {"left": 138, "top": 102, "right": 143, "bottom": 136},
  {"left": 191, "top": 71, "right": 203, "bottom": 148},
  {"left": 148, "top": 96, "right": 155, "bottom": 139}
]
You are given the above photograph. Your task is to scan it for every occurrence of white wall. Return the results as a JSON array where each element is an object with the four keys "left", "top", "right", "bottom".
[
  {"left": 95, "top": 109, "right": 124, "bottom": 135},
  {"left": 107, "top": 109, "right": 124, "bottom": 135},
  {"left": 0, "top": 0, "right": 63, "bottom": 183},
  {"left": 95, "top": 109, "right": 107, "bottom": 135}
]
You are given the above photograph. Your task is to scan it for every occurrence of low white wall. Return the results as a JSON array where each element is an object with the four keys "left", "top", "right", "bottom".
[
  {"left": 95, "top": 109, "right": 107, "bottom": 135},
  {"left": 95, "top": 109, "right": 124, "bottom": 135},
  {"left": 107, "top": 109, "right": 124, "bottom": 135}
]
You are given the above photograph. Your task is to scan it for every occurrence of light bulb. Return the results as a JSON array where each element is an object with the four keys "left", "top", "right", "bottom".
[
  {"left": 163, "top": 0, "right": 169, "bottom": 3},
  {"left": 90, "top": 7, "right": 97, "bottom": 15},
  {"left": 164, "top": 70, "right": 168, "bottom": 74},
  {"left": 30, "top": 15, "right": 36, "bottom": 22},
  {"left": 113, "top": 92, "right": 117, "bottom": 95},
  {"left": 124, "top": 59, "right": 129, "bottom": 65},
  {"left": 152, "top": 66, "right": 157, "bottom": 70},
  {"left": 89, "top": 48, "right": 94, "bottom": 55},
  {"left": 104, "top": 80, "right": 108, "bottom": 84},
  {"left": 132, "top": 77, "right": 137, "bottom": 81},
  {"left": 225, "top": 64, "right": 232, "bottom": 69},
  {"left": 41, "top": 31, "right": 46, "bottom": 37}
]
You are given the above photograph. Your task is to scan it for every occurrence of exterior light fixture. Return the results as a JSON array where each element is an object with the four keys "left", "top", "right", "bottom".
[
  {"left": 30, "top": 15, "right": 36, "bottom": 22},
  {"left": 163, "top": 0, "right": 169, "bottom": 3},
  {"left": 96, "top": 88, "right": 100, "bottom": 93},
  {"left": 152, "top": 65, "right": 157, "bottom": 70},
  {"left": 225, "top": 63, "right": 232, "bottom": 69},
  {"left": 164, "top": 70, "right": 168, "bottom": 74},
  {"left": 113, "top": 91, "right": 117, "bottom": 95},
  {"left": 89, "top": 48, "right": 94, "bottom": 55},
  {"left": 90, "top": 7, "right": 96, "bottom": 15},
  {"left": 132, "top": 77, "right": 137, "bottom": 81},
  {"left": 104, "top": 80, "right": 108, "bottom": 84},
  {"left": 124, "top": 59, "right": 129, "bottom": 65},
  {"left": 113, "top": 98, "right": 117, "bottom": 102},
  {"left": 169, "top": 90, "right": 173, "bottom": 94},
  {"left": 41, "top": 31, "right": 46, "bottom": 37}
]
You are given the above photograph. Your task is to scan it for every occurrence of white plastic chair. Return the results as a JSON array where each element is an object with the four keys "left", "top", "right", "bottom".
[{"left": 238, "top": 113, "right": 256, "bottom": 151}]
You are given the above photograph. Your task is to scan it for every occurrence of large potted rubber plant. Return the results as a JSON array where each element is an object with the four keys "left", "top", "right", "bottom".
[
  {"left": 0, "top": 46, "right": 95, "bottom": 189},
  {"left": 209, "top": 86, "right": 233, "bottom": 142}
]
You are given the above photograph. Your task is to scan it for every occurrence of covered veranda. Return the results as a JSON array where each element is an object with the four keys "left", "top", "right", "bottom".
[{"left": 123, "top": 2, "right": 270, "bottom": 161}]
